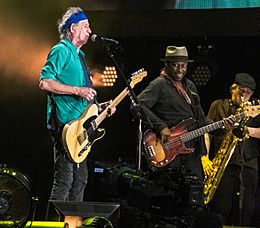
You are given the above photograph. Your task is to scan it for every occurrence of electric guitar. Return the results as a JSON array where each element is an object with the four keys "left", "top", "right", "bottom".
[
  {"left": 143, "top": 105, "right": 260, "bottom": 168},
  {"left": 62, "top": 69, "right": 147, "bottom": 163}
]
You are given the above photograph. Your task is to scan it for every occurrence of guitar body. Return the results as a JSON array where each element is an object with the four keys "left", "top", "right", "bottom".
[
  {"left": 143, "top": 119, "right": 194, "bottom": 168},
  {"left": 62, "top": 69, "right": 148, "bottom": 163},
  {"left": 62, "top": 103, "right": 105, "bottom": 163}
]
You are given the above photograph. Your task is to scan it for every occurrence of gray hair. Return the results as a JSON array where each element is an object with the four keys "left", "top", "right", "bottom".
[{"left": 57, "top": 7, "right": 84, "bottom": 40}]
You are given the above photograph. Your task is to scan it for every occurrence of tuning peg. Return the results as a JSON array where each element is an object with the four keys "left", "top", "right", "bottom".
[
  {"left": 131, "top": 71, "right": 137, "bottom": 76},
  {"left": 138, "top": 68, "right": 144, "bottom": 73}
]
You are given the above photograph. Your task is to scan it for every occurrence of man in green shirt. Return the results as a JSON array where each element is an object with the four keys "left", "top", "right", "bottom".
[{"left": 39, "top": 7, "right": 109, "bottom": 202}]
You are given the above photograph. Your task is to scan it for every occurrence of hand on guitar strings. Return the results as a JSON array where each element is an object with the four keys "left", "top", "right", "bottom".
[
  {"left": 160, "top": 127, "right": 171, "bottom": 142},
  {"left": 98, "top": 100, "right": 116, "bottom": 117},
  {"left": 223, "top": 115, "right": 237, "bottom": 131}
]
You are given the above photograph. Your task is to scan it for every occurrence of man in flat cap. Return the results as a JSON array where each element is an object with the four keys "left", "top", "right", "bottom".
[{"left": 204, "top": 72, "right": 260, "bottom": 226}]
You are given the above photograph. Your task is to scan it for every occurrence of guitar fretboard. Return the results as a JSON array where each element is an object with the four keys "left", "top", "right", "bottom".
[
  {"left": 181, "top": 112, "right": 246, "bottom": 142},
  {"left": 95, "top": 88, "right": 129, "bottom": 127},
  {"left": 92, "top": 70, "right": 147, "bottom": 128}
]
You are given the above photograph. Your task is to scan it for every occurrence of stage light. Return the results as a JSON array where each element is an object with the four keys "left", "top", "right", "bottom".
[
  {"left": 189, "top": 45, "right": 217, "bottom": 87},
  {"left": 102, "top": 66, "right": 118, "bottom": 87},
  {"left": 91, "top": 66, "right": 118, "bottom": 87},
  {"left": 0, "top": 164, "right": 36, "bottom": 228},
  {"left": 92, "top": 163, "right": 204, "bottom": 226},
  {"left": 105, "top": 164, "right": 144, "bottom": 198},
  {"left": 103, "top": 164, "right": 203, "bottom": 215}
]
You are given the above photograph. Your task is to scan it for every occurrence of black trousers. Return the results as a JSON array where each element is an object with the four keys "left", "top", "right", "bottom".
[
  {"left": 49, "top": 130, "right": 88, "bottom": 201},
  {"left": 209, "top": 164, "right": 258, "bottom": 226},
  {"left": 167, "top": 152, "right": 205, "bottom": 207}
]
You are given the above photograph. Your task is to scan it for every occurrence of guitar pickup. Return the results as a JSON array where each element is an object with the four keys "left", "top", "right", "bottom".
[
  {"left": 91, "top": 121, "right": 97, "bottom": 131},
  {"left": 148, "top": 146, "right": 155, "bottom": 157},
  {"left": 78, "top": 149, "right": 84, "bottom": 157},
  {"left": 78, "top": 143, "right": 91, "bottom": 157}
]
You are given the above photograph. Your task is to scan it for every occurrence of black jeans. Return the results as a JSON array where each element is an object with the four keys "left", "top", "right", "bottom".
[{"left": 49, "top": 130, "right": 88, "bottom": 201}]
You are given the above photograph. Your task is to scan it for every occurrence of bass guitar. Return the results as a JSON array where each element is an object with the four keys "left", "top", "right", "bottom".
[
  {"left": 62, "top": 69, "right": 147, "bottom": 163},
  {"left": 143, "top": 105, "right": 260, "bottom": 168}
]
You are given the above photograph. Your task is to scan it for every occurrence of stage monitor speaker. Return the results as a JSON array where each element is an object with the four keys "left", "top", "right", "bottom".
[{"left": 46, "top": 200, "right": 120, "bottom": 227}]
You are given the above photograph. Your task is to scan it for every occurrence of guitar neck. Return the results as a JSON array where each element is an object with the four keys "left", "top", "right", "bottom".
[
  {"left": 181, "top": 111, "right": 246, "bottom": 142},
  {"left": 95, "top": 87, "right": 129, "bottom": 127}
]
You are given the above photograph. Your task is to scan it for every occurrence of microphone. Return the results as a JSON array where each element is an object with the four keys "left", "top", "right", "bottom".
[{"left": 90, "top": 34, "right": 119, "bottom": 45}]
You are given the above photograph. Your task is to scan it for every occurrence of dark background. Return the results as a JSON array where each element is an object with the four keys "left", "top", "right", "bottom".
[{"left": 0, "top": 0, "right": 259, "bottom": 224}]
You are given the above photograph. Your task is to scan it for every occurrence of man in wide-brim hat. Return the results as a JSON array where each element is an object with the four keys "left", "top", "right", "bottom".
[
  {"left": 160, "top": 46, "right": 193, "bottom": 83},
  {"left": 136, "top": 45, "right": 211, "bottom": 209},
  {"left": 160, "top": 45, "right": 193, "bottom": 63}
]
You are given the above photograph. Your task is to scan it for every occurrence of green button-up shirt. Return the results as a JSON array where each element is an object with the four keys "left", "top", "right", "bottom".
[{"left": 40, "top": 39, "right": 90, "bottom": 127}]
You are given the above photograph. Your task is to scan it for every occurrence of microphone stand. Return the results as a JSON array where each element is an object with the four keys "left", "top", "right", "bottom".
[
  {"left": 102, "top": 42, "right": 153, "bottom": 170},
  {"left": 137, "top": 118, "right": 143, "bottom": 171},
  {"left": 238, "top": 147, "right": 245, "bottom": 226}
]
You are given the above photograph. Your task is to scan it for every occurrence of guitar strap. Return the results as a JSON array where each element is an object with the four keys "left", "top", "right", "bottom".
[
  {"left": 47, "top": 92, "right": 66, "bottom": 152},
  {"left": 79, "top": 52, "right": 97, "bottom": 105},
  {"left": 79, "top": 52, "right": 92, "bottom": 88},
  {"left": 47, "top": 92, "right": 61, "bottom": 132}
]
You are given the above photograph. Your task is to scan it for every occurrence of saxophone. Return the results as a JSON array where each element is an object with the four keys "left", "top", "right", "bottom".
[{"left": 203, "top": 102, "right": 250, "bottom": 205}]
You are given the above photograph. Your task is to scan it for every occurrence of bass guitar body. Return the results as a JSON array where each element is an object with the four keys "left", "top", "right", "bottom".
[
  {"left": 62, "top": 103, "right": 105, "bottom": 164},
  {"left": 143, "top": 119, "right": 194, "bottom": 168}
]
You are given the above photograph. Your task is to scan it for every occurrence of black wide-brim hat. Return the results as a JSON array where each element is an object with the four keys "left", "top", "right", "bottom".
[{"left": 160, "top": 46, "right": 193, "bottom": 62}]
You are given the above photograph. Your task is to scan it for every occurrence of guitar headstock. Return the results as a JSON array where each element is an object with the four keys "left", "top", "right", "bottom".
[
  {"left": 130, "top": 69, "right": 147, "bottom": 88},
  {"left": 244, "top": 105, "right": 260, "bottom": 118}
]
